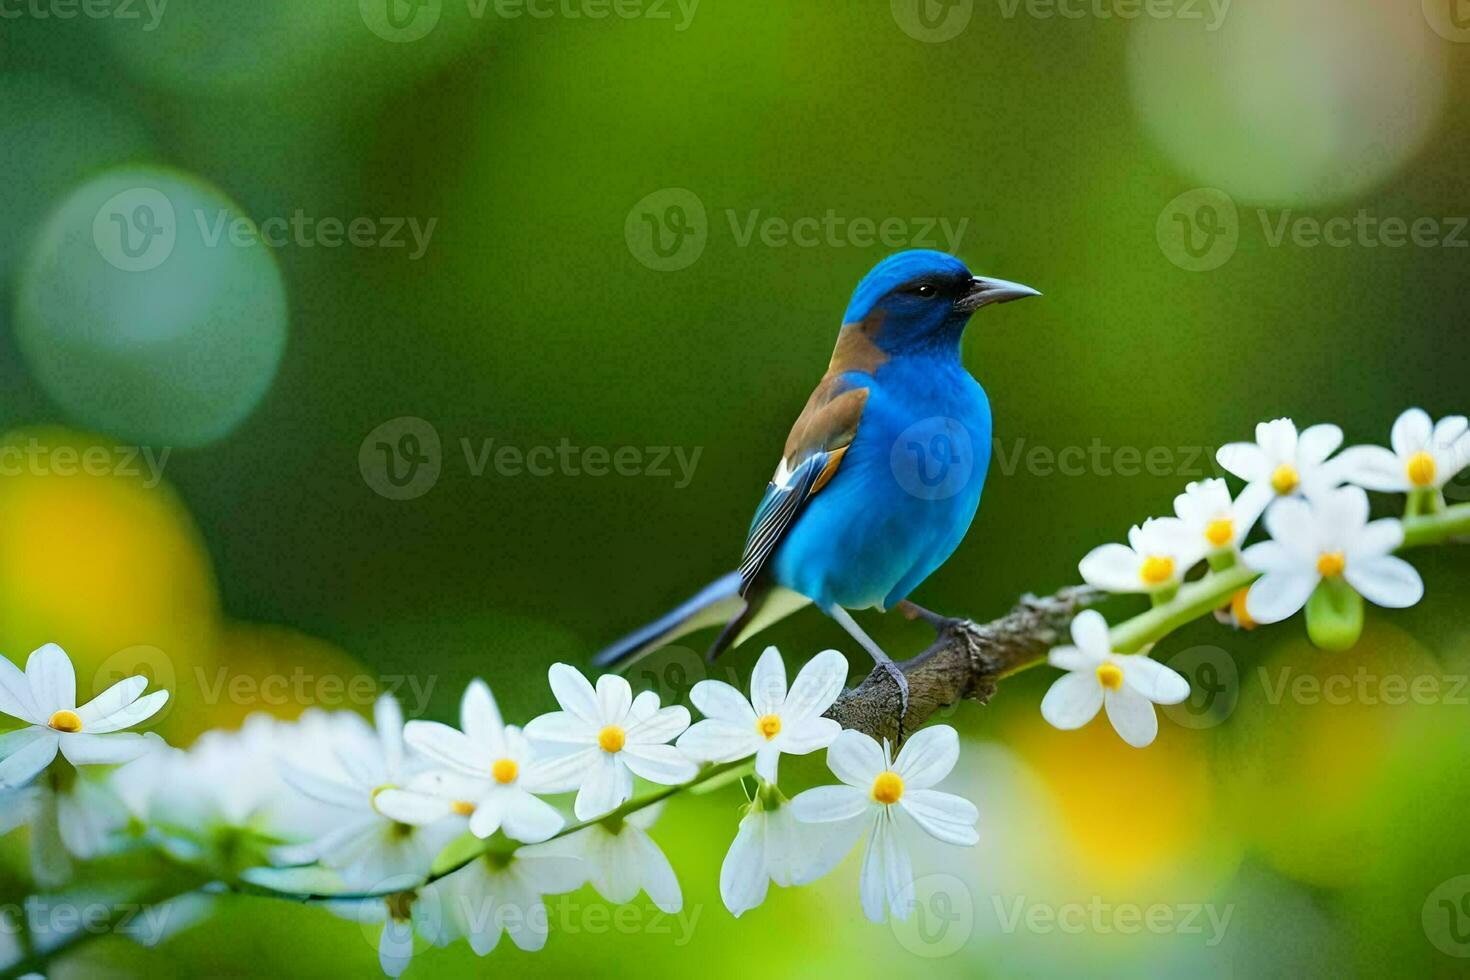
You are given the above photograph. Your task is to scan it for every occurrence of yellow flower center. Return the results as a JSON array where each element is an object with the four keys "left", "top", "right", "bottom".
[
  {"left": 451, "top": 800, "right": 475, "bottom": 816},
  {"left": 871, "top": 770, "right": 904, "bottom": 805},
  {"left": 1317, "top": 551, "right": 1346, "bottom": 578},
  {"left": 1406, "top": 450, "right": 1437, "bottom": 487},
  {"left": 1096, "top": 662, "right": 1124, "bottom": 691},
  {"left": 491, "top": 758, "right": 518, "bottom": 784},
  {"left": 1230, "top": 587, "right": 1257, "bottom": 630},
  {"left": 1271, "top": 464, "right": 1300, "bottom": 495},
  {"left": 756, "top": 714, "right": 782, "bottom": 740},
  {"left": 1205, "top": 518, "right": 1235, "bottom": 548},
  {"left": 47, "top": 709, "right": 82, "bottom": 733},
  {"left": 597, "top": 725, "right": 626, "bottom": 753},
  {"left": 1139, "top": 555, "right": 1175, "bottom": 585}
]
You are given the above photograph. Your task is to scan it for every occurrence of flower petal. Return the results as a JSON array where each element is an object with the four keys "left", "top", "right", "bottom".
[
  {"left": 1263, "top": 497, "right": 1318, "bottom": 558},
  {"left": 0, "top": 656, "right": 39, "bottom": 724},
  {"left": 403, "top": 720, "right": 483, "bottom": 774},
  {"left": 26, "top": 643, "right": 75, "bottom": 713},
  {"left": 1068, "top": 609, "right": 1112, "bottom": 657},
  {"left": 749, "top": 646, "right": 787, "bottom": 716},
  {"left": 772, "top": 716, "right": 840, "bottom": 756},
  {"left": 1103, "top": 687, "right": 1159, "bottom": 748},
  {"left": 754, "top": 743, "right": 781, "bottom": 784},
  {"left": 1432, "top": 414, "right": 1468, "bottom": 452},
  {"left": 522, "top": 709, "right": 596, "bottom": 748},
  {"left": 1040, "top": 671, "right": 1103, "bottom": 731},
  {"left": 1344, "top": 555, "right": 1424, "bottom": 609},
  {"left": 779, "top": 649, "right": 848, "bottom": 722},
  {"left": 525, "top": 745, "right": 597, "bottom": 794},
  {"left": 378, "top": 919, "right": 414, "bottom": 978},
  {"left": 595, "top": 673, "right": 632, "bottom": 727},
  {"left": 628, "top": 824, "right": 682, "bottom": 913},
  {"left": 59, "top": 731, "right": 156, "bottom": 766},
  {"left": 620, "top": 743, "right": 698, "bottom": 786},
  {"left": 720, "top": 811, "right": 770, "bottom": 917},
  {"left": 547, "top": 662, "right": 601, "bottom": 725},
  {"left": 625, "top": 705, "right": 690, "bottom": 746},
  {"left": 1348, "top": 518, "right": 1404, "bottom": 561},
  {"left": 825, "top": 729, "right": 884, "bottom": 787},
  {"left": 85, "top": 689, "right": 168, "bottom": 735},
  {"left": 75, "top": 676, "right": 146, "bottom": 728},
  {"left": 500, "top": 791, "right": 565, "bottom": 844},
  {"left": 676, "top": 719, "right": 759, "bottom": 764},
  {"left": 574, "top": 753, "right": 632, "bottom": 820},
  {"left": 1216, "top": 441, "right": 1268, "bottom": 482},
  {"left": 1337, "top": 445, "right": 1407, "bottom": 493},
  {"left": 1245, "top": 570, "right": 1319, "bottom": 624},
  {"left": 689, "top": 679, "right": 756, "bottom": 726},
  {"left": 1078, "top": 544, "right": 1143, "bottom": 593},
  {"left": 374, "top": 694, "right": 405, "bottom": 776},
  {"left": 1298, "top": 423, "right": 1343, "bottom": 465},
  {"left": 373, "top": 789, "right": 453, "bottom": 826},
  {"left": 892, "top": 725, "right": 959, "bottom": 790},
  {"left": 900, "top": 789, "right": 978, "bottom": 846},
  {"left": 1119, "top": 656, "right": 1190, "bottom": 706},
  {"left": 1391, "top": 407, "right": 1432, "bottom": 457},
  {"left": 0, "top": 728, "right": 58, "bottom": 788},
  {"left": 790, "top": 784, "right": 871, "bottom": 823},
  {"left": 1256, "top": 418, "right": 1298, "bottom": 461},
  {"left": 460, "top": 680, "right": 506, "bottom": 758},
  {"left": 467, "top": 791, "right": 509, "bottom": 838}
]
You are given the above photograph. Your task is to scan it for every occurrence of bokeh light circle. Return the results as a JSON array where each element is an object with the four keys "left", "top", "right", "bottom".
[
  {"left": 1128, "top": 0, "right": 1447, "bottom": 205},
  {"left": 14, "top": 167, "right": 288, "bottom": 448}
]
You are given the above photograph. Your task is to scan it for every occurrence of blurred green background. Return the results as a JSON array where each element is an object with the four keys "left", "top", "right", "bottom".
[{"left": 2, "top": 0, "right": 1469, "bottom": 976}]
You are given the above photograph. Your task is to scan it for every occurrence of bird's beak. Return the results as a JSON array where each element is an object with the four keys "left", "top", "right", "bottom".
[{"left": 956, "top": 276, "right": 1042, "bottom": 313}]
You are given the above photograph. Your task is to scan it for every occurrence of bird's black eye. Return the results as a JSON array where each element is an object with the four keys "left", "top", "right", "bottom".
[{"left": 913, "top": 284, "right": 937, "bottom": 298}]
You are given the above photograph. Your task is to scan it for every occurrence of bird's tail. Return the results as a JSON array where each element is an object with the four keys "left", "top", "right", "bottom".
[{"left": 591, "top": 572, "right": 811, "bottom": 669}]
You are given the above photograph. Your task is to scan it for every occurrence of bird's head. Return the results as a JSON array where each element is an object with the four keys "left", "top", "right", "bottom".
[{"left": 842, "top": 249, "right": 1039, "bottom": 356}]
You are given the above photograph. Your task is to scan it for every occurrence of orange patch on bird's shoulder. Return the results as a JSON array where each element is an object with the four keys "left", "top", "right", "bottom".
[{"left": 828, "top": 313, "right": 889, "bottom": 376}]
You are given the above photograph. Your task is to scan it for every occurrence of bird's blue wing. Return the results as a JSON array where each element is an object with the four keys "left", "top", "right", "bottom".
[{"left": 736, "top": 381, "right": 869, "bottom": 597}]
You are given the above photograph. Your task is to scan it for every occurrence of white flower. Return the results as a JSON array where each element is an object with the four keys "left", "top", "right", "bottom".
[
  {"left": 791, "top": 726, "right": 978, "bottom": 923},
  {"left": 719, "top": 787, "right": 855, "bottom": 918},
  {"left": 676, "top": 647, "right": 845, "bottom": 784},
  {"left": 533, "top": 804, "right": 680, "bottom": 913},
  {"left": 1217, "top": 417, "right": 1344, "bottom": 519},
  {"left": 374, "top": 679, "right": 565, "bottom": 844},
  {"left": 1039, "top": 610, "right": 1189, "bottom": 748},
  {"left": 523, "top": 664, "right": 697, "bottom": 821},
  {"left": 1339, "top": 408, "right": 1470, "bottom": 494},
  {"left": 274, "top": 695, "right": 462, "bottom": 889},
  {"left": 419, "top": 849, "right": 585, "bottom": 956},
  {"left": 1078, "top": 517, "right": 1201, "bottom": 594},
  {"left": 142, "top": 713, "right": 347, "bottom": 856},
  {"left": 0, "top": 644, "right": 168, "bottom": 789},
  {"left": 1241, "top": 486, "right": 1423, "bottom": 624},
  {"left": 1173, "top": 478, "right": 1262, "bottom": 556}
]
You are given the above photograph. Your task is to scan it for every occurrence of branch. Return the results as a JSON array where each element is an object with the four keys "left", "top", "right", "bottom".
[{"left": 823, "top": 586, "right": 1106, "bottom": 743}]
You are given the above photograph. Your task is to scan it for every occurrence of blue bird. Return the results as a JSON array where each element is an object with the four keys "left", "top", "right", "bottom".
[{"left": 594, "top": 250, "right": 1039, "bottom": 709}]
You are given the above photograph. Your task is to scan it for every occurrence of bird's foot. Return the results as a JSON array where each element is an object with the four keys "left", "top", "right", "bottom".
[{"left": 895, "top": 600, "right": 957, "bottom": 632}]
